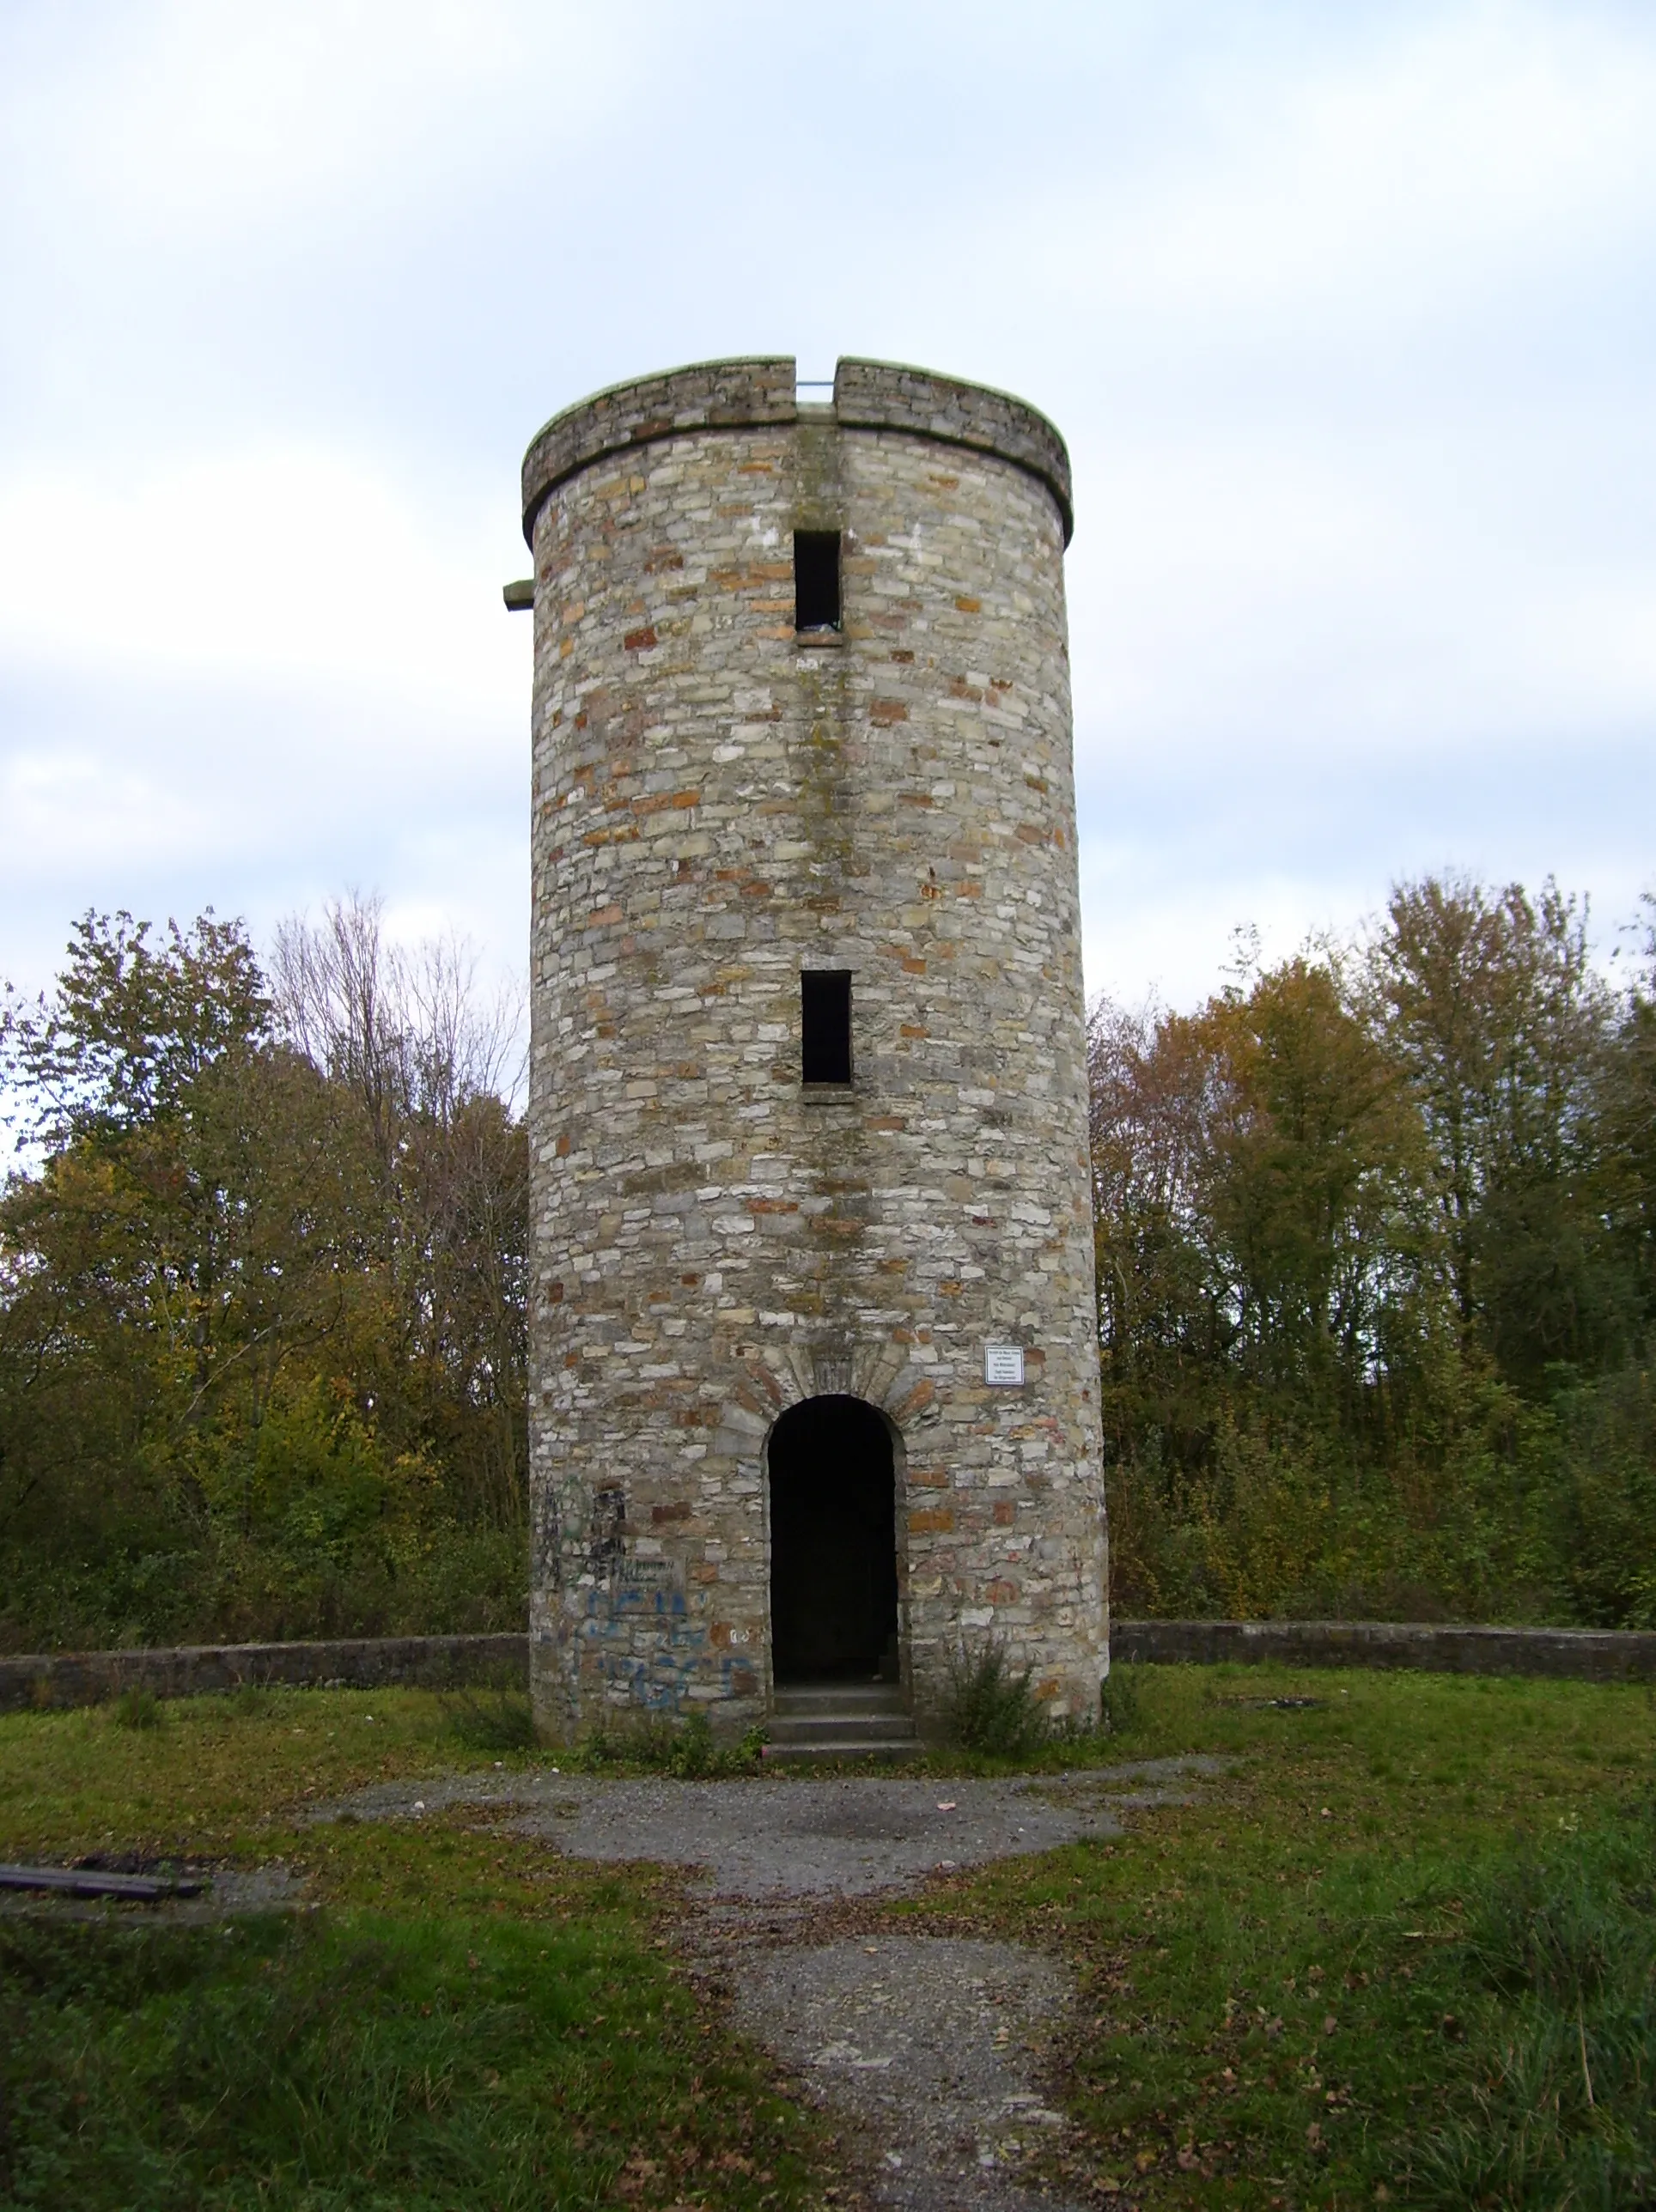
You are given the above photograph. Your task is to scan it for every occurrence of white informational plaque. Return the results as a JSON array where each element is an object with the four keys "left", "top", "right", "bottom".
[{"left": 983, "top": 1345, "right": 1026, "bottom": 1387}]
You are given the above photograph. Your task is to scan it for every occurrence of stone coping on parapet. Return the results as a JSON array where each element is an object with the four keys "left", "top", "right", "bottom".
[
  {"left": 519, "top": 355, "right": 1075, "bottom": 549},
  {"left": 6, "top": 1621, "right": 1654, "bottom": 1715}
]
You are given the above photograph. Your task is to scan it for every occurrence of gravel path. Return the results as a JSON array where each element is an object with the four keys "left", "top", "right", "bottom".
[
  {"left": 320, "top": 1757, "right": 1227, "bottom": 1899},
  {"left": 322, "top": 1755, "right": 1233, "bottom": 2207},
  {"left": 735, "top": 1935, "right": 1079, "bottom": 2212}
]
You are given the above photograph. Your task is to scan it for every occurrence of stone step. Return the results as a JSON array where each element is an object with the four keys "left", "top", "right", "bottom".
[
  {"left": 764, "top": 1680, "right": 918, "bottom": 1763},
  {"left": 772, "top": 1681, "right": 909, "bottom": 1714},
  {"left": 765, "top": 1711, "right": 918, "bottom": 1747},
  {"left": 760, "top": 1736, "right": 921, "bottom": 1765}
]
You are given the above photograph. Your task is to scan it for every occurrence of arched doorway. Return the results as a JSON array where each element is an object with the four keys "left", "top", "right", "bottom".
[{"left": 768, "top": 1394, "right": 899, "bottom": 1683}]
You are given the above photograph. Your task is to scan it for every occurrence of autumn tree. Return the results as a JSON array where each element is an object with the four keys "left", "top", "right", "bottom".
[
  {"left": 1090, "top": 955, "right": 1433, "bottom": 1447},
  {"left": 270, "top": 895, "right": 529, "bottom": 1527},
  {"left": 1363, "top": 876, "right": 1630, "bottom": 1389},
  {"left": 0, "top": 903, "right": 527, "bottom": 1650}
]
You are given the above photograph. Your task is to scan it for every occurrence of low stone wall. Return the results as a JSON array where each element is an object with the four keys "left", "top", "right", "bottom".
[
  {"left": 5, "top": 1620, "right": 1651, "bottom": 1717},
  {"left": 1111, "top": 1619, "right": 1656, "bottom": 1684},
  {"left": 0, "top": 1633, "right": 528, "bottom": 1716}
]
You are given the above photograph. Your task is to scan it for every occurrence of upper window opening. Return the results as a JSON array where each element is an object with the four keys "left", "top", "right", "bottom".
[
  {"left": 801, "top": 969, "right": 852, "bottom": 1085},
  {"left": 795, "top": 530, "right": 841, "bottom": 633}
]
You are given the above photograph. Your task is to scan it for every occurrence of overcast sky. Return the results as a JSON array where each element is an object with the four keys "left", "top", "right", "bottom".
[{"left": 3, "top": 0, "right": 1653, "bottom": 1030}]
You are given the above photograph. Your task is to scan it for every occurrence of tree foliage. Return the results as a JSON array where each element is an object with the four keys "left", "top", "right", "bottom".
[
  {"left": 0, "top": 900, "right": 527, "bottom": 1651},
  {"left": 5, "top": 866, "right": 1652, "bottom": 1651},
  {"left": 1093, "top": 873, "right": 1656, "bottom": 1626}
]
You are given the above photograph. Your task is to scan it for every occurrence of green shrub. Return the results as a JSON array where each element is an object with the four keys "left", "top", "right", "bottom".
[
  {"left": 1559, "top": 1368, "right": 1656, "bottom": 1628},
  {"left": 941, "top": 1638, "right": 1050, "bottom": 1759},
  {"left": 1101, "top": 1370, "right": 1637, "bottom": 1631},
  {"left": 575, "top": 1708, "right": 765, "bottom": 1778},
  {"left": 112, "top": 1687, "right": 163, "bottom": 1731},
  {"left": 1098, "top": 1665, "right": 1143, "bottom": 1737}
]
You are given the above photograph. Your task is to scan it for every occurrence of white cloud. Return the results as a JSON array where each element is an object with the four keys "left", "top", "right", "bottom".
[
  {"left": 0, "top": 444, "right": 521, "bottom": 718},
  {"left": 0, "top": 2, "right": 606, "bottom": 239},
  {"left": 0, "top": 0, "right": 1652, "bottom": 1024},
  {"left": 1038, "top": 5, "right": 1656, "bottom": 332}
]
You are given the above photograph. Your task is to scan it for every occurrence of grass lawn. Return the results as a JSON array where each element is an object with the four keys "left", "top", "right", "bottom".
[
  {"left": 918, "top": 1663, "right": 1656, "bottom": 2209},
  {"left": 0, "top": 1687, "right": 837, "bottom": 2210},
  {"left": 0, "top": 1665, "right": 1651, "bottom": 2209}
]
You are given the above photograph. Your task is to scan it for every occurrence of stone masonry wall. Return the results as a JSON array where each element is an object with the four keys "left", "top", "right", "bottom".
[
  {"left": 831, "top": 358, "right": 1074, "bottom": 543},
  {"left": 524, "top": 357, "right": 1107, "bottom": 1739}
]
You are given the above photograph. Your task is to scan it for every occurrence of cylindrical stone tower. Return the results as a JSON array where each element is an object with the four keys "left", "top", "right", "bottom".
[{"left": 521, "top": 356, "right": 1106, "bottom": 1739}]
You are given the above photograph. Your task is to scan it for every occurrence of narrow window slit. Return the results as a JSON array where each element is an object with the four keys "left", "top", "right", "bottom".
[
  {"left": 794, "top": 530, "right": 841, "bottom": 633},
  {"left": 801, "top": 969, "right": 852, "bottom": 1085}
]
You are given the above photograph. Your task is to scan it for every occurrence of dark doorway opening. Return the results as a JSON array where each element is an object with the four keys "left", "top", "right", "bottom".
[{"left": 769, "top": 1395, "right": 898, "bottom": 1683}]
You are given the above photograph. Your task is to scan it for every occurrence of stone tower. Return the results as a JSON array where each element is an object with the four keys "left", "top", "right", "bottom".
[{"left": 520, "top": 356, "right": 1106, "bottom": 1740}]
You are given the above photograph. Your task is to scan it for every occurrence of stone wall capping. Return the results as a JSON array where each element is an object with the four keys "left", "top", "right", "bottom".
[
  {"left": 518, "top": 353, "right": 1075, "bottom": 551},
  {"left": 521, "top": 356, "right": 798, "bottom": 546}
]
